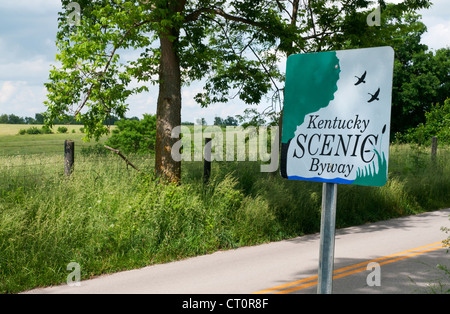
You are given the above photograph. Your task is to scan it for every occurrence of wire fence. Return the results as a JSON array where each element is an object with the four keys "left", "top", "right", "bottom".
[
  {"left": 0, "top": 141, "right": 155, "bottom": 191},
  {"left": 0, "top": 142, "right": 99, "bottom": 157}
]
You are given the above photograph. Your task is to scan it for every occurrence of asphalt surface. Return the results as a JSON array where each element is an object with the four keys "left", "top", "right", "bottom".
[{"left": 24, "top": 208, "right": 449, "bottom": 294}]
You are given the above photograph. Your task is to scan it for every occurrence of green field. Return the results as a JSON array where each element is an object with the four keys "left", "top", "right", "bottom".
[
  {"left": 0, "top": 124, "right": 112, "bottom": 156},
  {"left": 0, "top": 124, "right": 88, "bottom": 136},
  {"left": 0, "top": 127, "right": 449, "bottom": 293}
]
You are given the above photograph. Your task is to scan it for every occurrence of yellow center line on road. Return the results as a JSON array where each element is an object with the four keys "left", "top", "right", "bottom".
[{"left": 253, "top": 241, "right": 445, "bottom": 294}]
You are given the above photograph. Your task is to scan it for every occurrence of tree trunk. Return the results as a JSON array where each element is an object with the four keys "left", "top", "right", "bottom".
[{"left": 155, "top": 30, "right": 182, "bottom": 183}]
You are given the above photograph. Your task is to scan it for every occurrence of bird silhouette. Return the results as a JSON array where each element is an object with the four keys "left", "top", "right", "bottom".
[
  {"left": 368, "top": 88, "right": 380, "bottom": 102},
  {"left": 354, "top": 71, "right": 367, "bottom": 85}
]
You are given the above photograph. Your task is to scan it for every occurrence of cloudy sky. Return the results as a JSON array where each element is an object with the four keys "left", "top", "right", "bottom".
[{"left": 0, "top": 1, "right": 448, "bottom": 124}]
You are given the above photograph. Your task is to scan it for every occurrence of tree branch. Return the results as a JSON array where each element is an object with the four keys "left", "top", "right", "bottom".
[
  {"left": 104, "top": 145, "right": 141, "bottom": 172},
  {"left": 248, "top": 44, "right": 280, "bottom": 94},
  {"left": 184, "top": 7, "right": 265, "bottom": 29},
  {"left": 73, "top": 19, "right": 152, "bottom": 117}
]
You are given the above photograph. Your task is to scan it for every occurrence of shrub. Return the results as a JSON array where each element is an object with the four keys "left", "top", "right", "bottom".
[
  {"left": 105, "top": 114, "right": 157, "bottom": 154},
  {"left": 18, "top": 126, "right": 53, "bottom": 135},
  {"left": 57, "top": 126, "right": 68, "bottom": 134},
  {"left": 26, "top": 127, "right": 41, "bottom": 134},
  {"left": 403, "top": 99, "right": 450, "bottom": 145},
  {"left": 40, "top": 126, "right": 53, "bottom": 134}
]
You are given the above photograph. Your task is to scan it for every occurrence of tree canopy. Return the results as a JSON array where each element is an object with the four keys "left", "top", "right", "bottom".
[
  {"left": 330, "top": 1, "right": 448, "bottom": 134},
  {"left": 44, "top": 0, "right": 434, "bottom": 182}
]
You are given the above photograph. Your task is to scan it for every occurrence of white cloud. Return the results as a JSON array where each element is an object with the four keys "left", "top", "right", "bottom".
[
  {"left": 0, "top": 57, "right": 53, "bottom": 84},
  {"left": 126, "top": 88, "right": 157, "bottom": 118},
  {"left": 0, "top": 81, "right": 47, "bottom": 116},
  {"left": 0, "top": 0, "right": 448, "bottom": 120},
  {"left": 422, "top": 22, "right": 450, "bottom": 50},
  {"left": 0, "top": 0, "right": 61, "bottom": 13},
  {"left": 383, "top": 0, "right": 450, "bottom": 50},
  {"left": 182, "top": 86, "right": 204, "bottom": 109},
  {"left": 179, "top": 84, "right": 255, "bottom": 124},
  {"left": 0, "top": 81, "right": 20, "bottom": 104},
  {"left": 419, "top": 0, "right": 450, "bottom": 50}
]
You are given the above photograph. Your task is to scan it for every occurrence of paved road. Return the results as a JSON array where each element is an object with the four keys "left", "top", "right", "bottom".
[{"left": 24, "top": 208, "right": 449, "bottom": 294}]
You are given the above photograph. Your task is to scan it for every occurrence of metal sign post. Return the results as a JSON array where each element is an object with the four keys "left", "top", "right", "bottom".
[
  {"left": 280, "top": 47, "right": 394, "bottom": 294},
  {"left": 317, "top": 182, "right": 337, "bottom": 294}
]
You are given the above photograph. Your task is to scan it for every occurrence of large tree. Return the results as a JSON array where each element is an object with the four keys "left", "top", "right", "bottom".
[
  {"left": 44, "top": 0, "right": 431, "bottom": 183},
  {"left": 45, "top": 0, "right": 290, "bottom": 183}
]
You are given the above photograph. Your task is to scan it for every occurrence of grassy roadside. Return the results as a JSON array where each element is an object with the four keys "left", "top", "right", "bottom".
[{"left": 0, "top": 138, "right": 448, "bottom": 293}]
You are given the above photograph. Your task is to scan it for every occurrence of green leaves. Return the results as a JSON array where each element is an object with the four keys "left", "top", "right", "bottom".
[
  {"left": 45, "top": 0, "right": 438, "bottom": 144},
  {"left": 46, "top": 1, "right": 156, "bottom": 140},
  {"left": 402, "top": 99, "right": 450, "bottom": 145},
  {"left": 46, "top": 1, "right": 288, "bottom": 138},
  {"left": 392, "top": 46, "right": 450, "bottom": 134},
  {"left": 106, "top": 114, "right": 157, "bottom": 154}
]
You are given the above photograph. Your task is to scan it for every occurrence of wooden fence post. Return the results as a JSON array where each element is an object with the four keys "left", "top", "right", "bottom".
[
  {"left": 431, "top": 136, "right": 437, "bottom": 162},
  {"left": 65, "top": 140, "right": 74, "bottom": 176},
  {"left": 204, "top": 138, "right": 212, "bottom": 184}
]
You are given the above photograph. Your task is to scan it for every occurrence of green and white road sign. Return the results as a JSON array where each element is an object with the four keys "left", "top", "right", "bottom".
[{"left": 280, "top": 46, "right": 394, "bottom": 187}]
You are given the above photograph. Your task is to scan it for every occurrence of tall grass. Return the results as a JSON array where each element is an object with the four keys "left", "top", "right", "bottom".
[{"left": 0, "top": 144, "right": 448, "bottom": 293}]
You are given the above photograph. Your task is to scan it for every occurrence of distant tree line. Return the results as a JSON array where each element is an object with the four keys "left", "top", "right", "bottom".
[
  {"left": 0, "top": 113, "right": 140, "bottom": 125},
  {"left": 0, "top": 112, "right": 262, "bottom": 128},
  {"left": 180, "top": 111, "right": 276, "bottom": 128},
  {"left": 0, "top": 114, "right": 41, "bottom": 125},
  {"left": 213, "top": 116, "right": 239, "bottom": 126}
]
